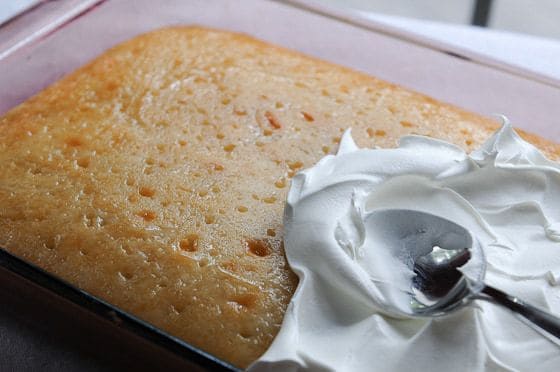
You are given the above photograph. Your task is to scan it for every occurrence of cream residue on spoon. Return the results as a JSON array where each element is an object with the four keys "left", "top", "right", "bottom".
[{"left": 249, "top": 119, "right": 560, "bottom": 372}]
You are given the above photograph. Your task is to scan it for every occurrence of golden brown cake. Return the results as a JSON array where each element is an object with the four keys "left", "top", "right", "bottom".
[{"left": 0, "top": 26, "right": 558, "bottom": 368}]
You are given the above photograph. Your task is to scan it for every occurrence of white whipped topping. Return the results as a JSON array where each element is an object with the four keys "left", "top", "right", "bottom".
[{"left": 250, "top": 120, "right": 560, "bottom": 372}]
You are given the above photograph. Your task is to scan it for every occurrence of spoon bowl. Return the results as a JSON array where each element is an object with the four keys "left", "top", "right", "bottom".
[
  {"left": 363, "top": 209, "right": 485, "bottom": 317},
  {"left": 366, "top": 209, "right": 560, "bottom": 340}
]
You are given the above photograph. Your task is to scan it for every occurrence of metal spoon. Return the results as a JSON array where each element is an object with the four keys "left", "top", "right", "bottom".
[{"left": 366, "top": 209, "right": 560, "bottom": 339}]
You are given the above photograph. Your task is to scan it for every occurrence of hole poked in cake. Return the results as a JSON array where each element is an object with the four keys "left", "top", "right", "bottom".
[
  {"left": 29, "top": 167, "right": 42, "bottom": 175},
  {"left": 65, "top": 136, "right": 84, "bottom": 147},
  {"left": 287, "top": 161, "right": 303, "bottom": 171},
  {"left": 84, "top": 211, "right": 105, "bottom": 228},
  {"left": 171, "top": 303, "right": 186, "bottom": 314},
  {"left": 265, "top": 111, "right": 282, "bottom": 129},
  {"left": 228, "top": 293, "right": 258, "bottom": 313},
  {"left": 366, "top": 128, "right": 386, "bottom": 138},
  {"left": 76, "top": 157, "right": 90, "bottom": 168},
  {"left": 301, "top": 111, "right": 314, "bottom": 122},
  {"left": 139, "top": 186, "right": 156, "bottom": 197},
  {"left": 223, "top": 144, "right": 236, "bottom": 152},
  {"left": 156, "top": 143, "right": 167, "bottom": 152},
  {"left": 246, "top": 239, "right": 271, "bottom": 257},
  {"left": 43, "top": 235, "right": 61, "bottom": 251},
  {"left": 137, "top": 210, "right": 157, "bottom": 221},
  {"left": 261, "top": 196, "right": 276, "bottom": 204},
  {"left": 118, "top": 270, "right": 134, "bottom": 281},
  {"left": 179, "top": 234, "right": 199, "bottom": 252},
  {"left": 83, "top": 184, "right": 95, "bottom": 195},
  {"left": 239, "top": 329, "right": 256, "bottom": 340},
  {"left": 274, "top": 178, "right": 286, "bottom": 189}
]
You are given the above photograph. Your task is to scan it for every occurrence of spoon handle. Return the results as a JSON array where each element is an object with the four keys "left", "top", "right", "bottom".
[{"left": 477, "top": 285, "right": 560, "bottom": 340}]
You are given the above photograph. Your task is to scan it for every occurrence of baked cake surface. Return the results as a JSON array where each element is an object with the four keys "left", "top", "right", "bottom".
[{"left": 0, "top": 26, "right": 558, "bottom": 367}]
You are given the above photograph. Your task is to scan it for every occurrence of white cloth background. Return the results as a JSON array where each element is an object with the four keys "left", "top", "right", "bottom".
[{"left": 361, "top": 12, "right": 560, "bottom": 81}]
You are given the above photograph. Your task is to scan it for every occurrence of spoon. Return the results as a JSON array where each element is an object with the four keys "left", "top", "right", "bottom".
[{"left": 365, "top": 209, "right": 560, "bottom": 340}]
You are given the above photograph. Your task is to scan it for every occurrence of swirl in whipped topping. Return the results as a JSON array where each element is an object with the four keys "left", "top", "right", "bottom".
[{"left": 250, "top": 120, "right": 560, "bottom": 372}]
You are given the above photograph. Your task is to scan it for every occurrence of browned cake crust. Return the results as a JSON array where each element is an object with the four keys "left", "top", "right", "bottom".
[{"left": 0, "top": 26, "right": 558, "bottom": 367}]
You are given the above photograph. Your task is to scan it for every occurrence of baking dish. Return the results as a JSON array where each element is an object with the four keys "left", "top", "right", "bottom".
[{"left": 1, "top": 0, "right": 560, "bottom": 369}]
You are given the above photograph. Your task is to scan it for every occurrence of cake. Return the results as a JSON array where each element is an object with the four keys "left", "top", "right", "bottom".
[{"left": 0, "top": 26, "right": 558, "bottom": 368}]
